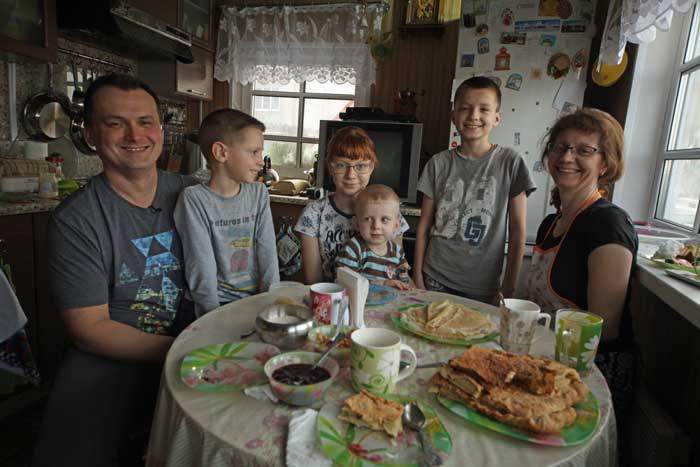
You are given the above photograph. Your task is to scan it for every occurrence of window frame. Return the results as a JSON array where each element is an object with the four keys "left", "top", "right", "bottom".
[
  {"left": 650, "top": 4, "right": 700, "bottom": 233},
  {"left": 242, "top": 81, "right": 356, "bottom": 179}
]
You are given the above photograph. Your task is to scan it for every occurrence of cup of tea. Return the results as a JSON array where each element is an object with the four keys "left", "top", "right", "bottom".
[
  {"left": 554, "top": 309, "right": 604, "bottom": 376},
  {"left": 499, "top": 299, "right": 551, "bottom": 354},
  {"left": 310, "top": 282, "right": 348, "bottom": 326},
  {"left": 350, "top": 327, "right": 417, "bottom": 394}
]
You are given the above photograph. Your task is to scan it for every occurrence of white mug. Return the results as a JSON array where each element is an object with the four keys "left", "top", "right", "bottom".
[
  {"left": 350, "top": 327, "right": 417, "bottom": 394},
  {"left": 500, "top": 299, "right": 551, "bottom": 354}
]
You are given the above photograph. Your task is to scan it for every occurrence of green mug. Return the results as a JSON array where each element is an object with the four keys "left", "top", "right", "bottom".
[
  {"left": 350, "top": 327, "right": 417, "bottom": 395},
  {"left": 554, "top": 309, "right": 603, "bottom": 376}
]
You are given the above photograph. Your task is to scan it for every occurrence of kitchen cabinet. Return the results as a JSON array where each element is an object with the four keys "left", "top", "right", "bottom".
[
  {"left": 127, "top": 0, "right": 178, "bottom": 28},
  {"left": 180, "top": 0, "right": 214, "bottom": 50},
  {"left": 140, "top": 44, "right": 213, "bottom": 101},
  {"left": 0, "top": 0, "right": 57, "bottom": 62}
]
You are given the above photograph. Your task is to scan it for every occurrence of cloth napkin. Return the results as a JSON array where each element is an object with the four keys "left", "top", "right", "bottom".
[
  {"left": 286, "top": 408, "right": 332, "bottom": 467},
  {"left": 243, "top": 384, "right": 278, "bottom": 403}
]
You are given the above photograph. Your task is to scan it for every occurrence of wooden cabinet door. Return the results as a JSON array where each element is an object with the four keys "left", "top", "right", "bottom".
[
  {"left": 180, "top": 0, "right": 213, "bottom": 50},
  {"left": 0, "top": 0, "right": 57, "bottom": 62},
  {"left": 127, "top": 0, "right": 179, "bottom": 27},
  {"left": 176, "top": 44, "right": 213, "bottom": 100}
]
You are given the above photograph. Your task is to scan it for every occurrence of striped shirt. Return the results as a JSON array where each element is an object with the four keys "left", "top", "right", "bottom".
[{"left": 335, "top": 236, "right": 411, "bottom": 283}]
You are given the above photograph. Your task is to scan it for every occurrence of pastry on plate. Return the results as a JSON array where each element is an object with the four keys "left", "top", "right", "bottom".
[
  {"left": 338, "top": 390, "right": 404, "bottom": 437},
  {"left": 401, "top": 300, "right": 497, "bottom": 340},
  {"left": 428, "top": 347, "right": 588, "bottom": 434}
]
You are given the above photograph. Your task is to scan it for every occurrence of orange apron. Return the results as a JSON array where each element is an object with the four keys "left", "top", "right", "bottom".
[{"left": 526, "top": 192, "right": 601, "bottom": 317}]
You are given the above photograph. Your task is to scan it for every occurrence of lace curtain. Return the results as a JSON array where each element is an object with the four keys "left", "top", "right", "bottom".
[
  {"left": 215, "top": 3, "right": 388, "bottom": 86},
  {"left": 599, "top": 0, "right": 693, "bottom": 66}
]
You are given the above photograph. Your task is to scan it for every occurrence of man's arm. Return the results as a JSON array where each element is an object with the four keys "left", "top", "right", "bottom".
[
  {"left": 412, "top": 195, "right": 435, "bottom": 290},
  {"left": 257, "top": 191, "right": 280, "bottom": 291},
  {"left": 300, "top": 234, "right": 323, "bottom": 284},
  {"left": 63, "top": 305, "right": 173, "bottom": 361},
  {"left": 501, "top": 192, "right": 527, "bottom": 298}
]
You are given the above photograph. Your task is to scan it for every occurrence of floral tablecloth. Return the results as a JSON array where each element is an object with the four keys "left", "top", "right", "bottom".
[{"left": 146, "top": 287, "right": 615, "bottom": 467}]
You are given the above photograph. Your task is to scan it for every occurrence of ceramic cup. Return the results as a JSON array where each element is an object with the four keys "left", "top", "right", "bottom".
[
  {"left": 554, "top": 309, "right": 604, "bottom": 376},
  {"left": 310, "top": 282, "right": 348, "bottom": 326},
  {"left": 499, "top": 299, "right": 551, "bottom": 354},
  {"left": 350, "top": 327, "right": 417, "bottom": 394}
]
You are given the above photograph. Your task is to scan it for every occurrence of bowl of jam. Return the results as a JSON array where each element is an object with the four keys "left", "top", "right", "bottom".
[{"left": 264, "top": 351, "right": 339, "bottom": 406}]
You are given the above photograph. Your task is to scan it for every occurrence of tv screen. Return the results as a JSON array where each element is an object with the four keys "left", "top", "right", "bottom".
[{"left": 317, "top": 120, "right": 423, "bottom": 204}]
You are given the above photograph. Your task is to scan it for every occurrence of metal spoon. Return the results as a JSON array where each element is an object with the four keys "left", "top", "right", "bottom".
[
  {"left": 312, "top": 330, "right": 345, "bottom": 370},
  {"left": 400, "top": 360, "right": 445, "bottom": 371},
  {"left": 402, "top": 402, "right": 443, "bottom": 466}
]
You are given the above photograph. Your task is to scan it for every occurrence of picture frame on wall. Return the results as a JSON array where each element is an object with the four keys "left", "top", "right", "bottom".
[{"left": 405, "top": 0, "right": 441, "bottom": 25}]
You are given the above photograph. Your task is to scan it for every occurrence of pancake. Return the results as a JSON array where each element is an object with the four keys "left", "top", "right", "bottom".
[{"left": 401, "top": 300, "right": 497, "bottom": 340}]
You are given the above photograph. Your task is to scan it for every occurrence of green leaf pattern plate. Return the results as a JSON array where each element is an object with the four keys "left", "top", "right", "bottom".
[
  {"left": 390, "top": 304, "right": 499, "bottom": 346},
  {"left": 317, "top": 395, "right": 452, "bottom": 466},
  {"left": 437, "top": 390, "right": 600, "bottom": 446},
  {"left": 180, "top": 342, "right": 280, "bottom": 392}
]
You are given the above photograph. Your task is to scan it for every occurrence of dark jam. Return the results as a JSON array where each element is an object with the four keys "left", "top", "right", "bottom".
[{"left": 272, "top": 363, "right": 330, "bottom": 386}]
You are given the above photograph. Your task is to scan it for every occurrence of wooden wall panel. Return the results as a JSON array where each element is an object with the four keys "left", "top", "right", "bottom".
[{"left": 372, "top": 12, "right": 459, "bottom": 162}]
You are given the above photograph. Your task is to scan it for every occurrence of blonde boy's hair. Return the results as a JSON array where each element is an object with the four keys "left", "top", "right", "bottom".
[{"left": 354, "top": 184, "right": 401, "bottom": 215}]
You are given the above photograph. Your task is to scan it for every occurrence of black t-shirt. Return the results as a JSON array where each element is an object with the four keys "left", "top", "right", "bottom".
[{"left": 536, "top": 198, "right": 638, "bottom": 351}]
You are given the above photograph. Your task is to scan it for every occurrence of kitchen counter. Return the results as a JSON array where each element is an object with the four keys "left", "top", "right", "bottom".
[
  {"left": 0, "top": 197, "right": 60, "bottom": 216},
  {"left": 269, "top": 194, "right": 422, "bottom": 217},
  {"left": 636, "top": 256, "right": 700, "bottom": 330}
]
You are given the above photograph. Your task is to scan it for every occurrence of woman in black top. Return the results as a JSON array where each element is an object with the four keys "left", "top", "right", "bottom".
[{"left": 526, "top": 108, "right": 638, "bottom": 428}]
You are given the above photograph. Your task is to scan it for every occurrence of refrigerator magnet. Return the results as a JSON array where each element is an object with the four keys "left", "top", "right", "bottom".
[
  {"left": 478, "top": 37, "right": 490, "bottom": 54},
  {"left": 495, "top": 47, "right": 511, "bottom": 71},
  {"left": 506, "top": 73, "right": 523, "bottom": 91},
  {"left": 476, "top": 23, "right": 489, "bottom": 36},
  {"left": 547, "top": 53, "right": 570, "bottom": 79},
  {"left": 460, "top": 54, "right": 476, "bottom": 67}
]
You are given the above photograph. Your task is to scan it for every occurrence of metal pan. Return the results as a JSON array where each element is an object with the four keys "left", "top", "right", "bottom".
[
  {"left": 22, "top": 63, "right": 72, "bottom": 142},
  {"left": 67, "top": 62, "right": 97, "bottom": 155}
]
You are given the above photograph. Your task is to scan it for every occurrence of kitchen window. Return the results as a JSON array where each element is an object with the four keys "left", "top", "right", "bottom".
[
  {"left": 654, "top": 4, "right": 700, "bottom": 232},
  {"left": 245, "top": 80, "right": 355, "bottom": 178}
]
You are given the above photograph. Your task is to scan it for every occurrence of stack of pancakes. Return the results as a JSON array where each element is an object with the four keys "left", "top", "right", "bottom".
[
  {"left": 428, "top": 347, "right": 588, "bottom": 434},
  {"left": 401, "top": 300, "right": 497, "bottom": 340}
]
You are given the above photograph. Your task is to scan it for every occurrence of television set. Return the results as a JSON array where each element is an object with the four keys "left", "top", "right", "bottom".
[{"left": 316, "top": 119, "right": 423, "bottom": 204}]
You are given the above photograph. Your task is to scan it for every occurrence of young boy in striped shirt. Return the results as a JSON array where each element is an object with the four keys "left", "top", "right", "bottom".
[{"left": 335, "top": 185, "right": 414, "bottom": 290}]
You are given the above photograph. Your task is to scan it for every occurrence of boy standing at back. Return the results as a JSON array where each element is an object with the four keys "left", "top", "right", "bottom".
[
  {"left": 413, "top": 77, "right": 536, "bottom": 303},
  {"left": 174, "top": 109, "right": 279, "bottom": 316}
]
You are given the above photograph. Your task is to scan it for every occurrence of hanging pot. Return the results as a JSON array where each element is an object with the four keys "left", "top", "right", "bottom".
[
  {"left": 67, "top": 61, "right": 97, "bottom": 155},
  {"left": 22, "top": 63, "right": 72, "bottom": 142}
]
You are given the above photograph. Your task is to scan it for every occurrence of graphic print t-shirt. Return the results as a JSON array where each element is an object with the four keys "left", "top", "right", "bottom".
[
  {"left": 295, "top": 195, "right": 410, "bottom": 282},
  {"left": 417, "top": 146, "right": 536, "bottom": 296},
  {"left": 174, "top": 182, "right": 279, "bottom": 315},
  {"left": 48, "top": 171, "right": 195, "bottom": 336}
]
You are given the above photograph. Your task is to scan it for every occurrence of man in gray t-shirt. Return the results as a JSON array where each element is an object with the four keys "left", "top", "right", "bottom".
[{"left": 32, "top": 75, "right": 195, "bottom": 467}]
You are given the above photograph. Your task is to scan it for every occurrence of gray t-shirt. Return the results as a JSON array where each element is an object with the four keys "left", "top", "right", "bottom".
[
  {"left": 417, "top": 146, "right": 536, "bottom": 296},
  {"left": 294, "top": 195, "right": 410, "bottom": 282},
  {"left": 48, "top": 171, "right": 196, "bottom": 336},
  {"left": 174, "top": 182, "right": 279, "bottom": 315}
]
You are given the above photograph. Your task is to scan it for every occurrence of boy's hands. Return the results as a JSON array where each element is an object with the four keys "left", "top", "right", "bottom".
[
  {"left": 384, "top": 279, "right": 413, "bottom": 291},
  {"left": 412, "top": 271, "right": 426, "bottom": 290}
]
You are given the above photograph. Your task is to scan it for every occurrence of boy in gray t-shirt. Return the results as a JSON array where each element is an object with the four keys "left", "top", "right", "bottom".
[
  {"left": 414, "top": 77, "right": 536, "bottom": 303},
  {"left": 174, "top": 109, "right": 279, "bottom": 316}
]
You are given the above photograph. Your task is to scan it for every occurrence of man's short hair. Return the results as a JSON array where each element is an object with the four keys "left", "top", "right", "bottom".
[
  {"left": 354, "top": 184, "right": 401, "bottom": 215},
  {"left": 84, "top": 74, "right": 160, "bottom": 124},
  {"left": 453, "top": 76, "right": 502, "bottom": 110},
  {"left": 198, "top": 109, "right": 266, "bottom": 161}
]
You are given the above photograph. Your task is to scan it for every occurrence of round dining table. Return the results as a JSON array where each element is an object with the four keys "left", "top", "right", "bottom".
[{"left": 146, "top": 286, "right": 616, "bottom": 467}]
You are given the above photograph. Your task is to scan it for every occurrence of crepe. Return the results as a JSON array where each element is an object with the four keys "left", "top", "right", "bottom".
[
  {"left": 428, "top": 347, "right": 588, "bottom": 434},
  {"left": 401, "top": 300, "right": 497, "bottom": 340},
  {"left": 338, "top": 390, "right": 404, "bottom": 437}
]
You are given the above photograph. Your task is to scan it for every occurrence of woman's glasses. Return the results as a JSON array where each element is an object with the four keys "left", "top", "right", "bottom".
[
  {"left": 329, "top": 161, "right": 373, "bottom": 174},
  {"left": 546, "top": 142, "right": 601, "bottom": 158}
]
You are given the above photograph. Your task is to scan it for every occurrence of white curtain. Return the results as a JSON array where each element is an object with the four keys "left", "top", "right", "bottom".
[
  {"left": 215, "top": 3, "right": 388, "bottom": 86},
  {"left": 599, "top": 0, "right": 694, "bottom": 66}
]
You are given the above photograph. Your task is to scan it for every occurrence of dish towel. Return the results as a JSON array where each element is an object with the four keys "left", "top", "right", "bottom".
[{"left": 286, "top": 408, "right": 332, "bottom": 467}]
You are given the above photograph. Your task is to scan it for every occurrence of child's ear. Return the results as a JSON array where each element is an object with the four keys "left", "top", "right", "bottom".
[
  {"left": 211, "top": 141, "right": 228, "bottom": 163},
  {"left": 493, "top": 111, "right": 502, "bottom": 127}
]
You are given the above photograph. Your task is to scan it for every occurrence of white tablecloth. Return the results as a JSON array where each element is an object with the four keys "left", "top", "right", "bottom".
[{"left": 147, "top": 287, "right": 616, "bottom": 467}]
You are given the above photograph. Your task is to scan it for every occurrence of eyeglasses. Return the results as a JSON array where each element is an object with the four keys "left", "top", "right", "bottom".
[
  {"left": 546, "top": 142, "right": 601, "bottom": 158},
  {"left": 329, "top": 161, "right": 373, "bottom": 174}
]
